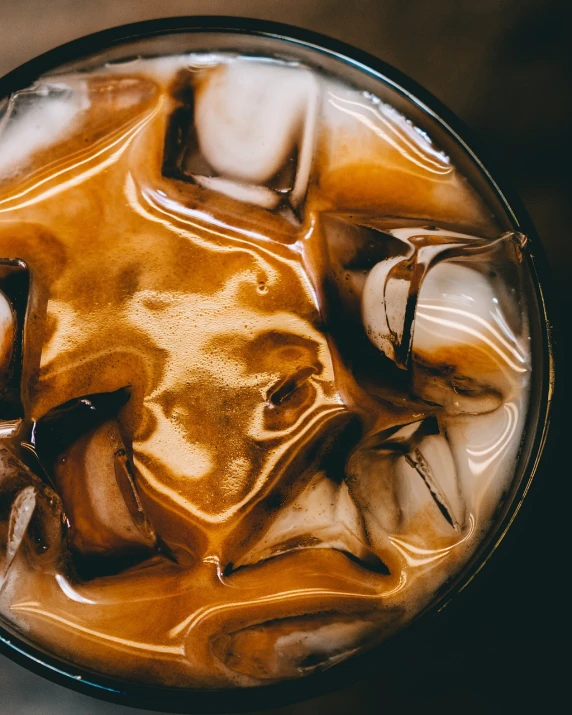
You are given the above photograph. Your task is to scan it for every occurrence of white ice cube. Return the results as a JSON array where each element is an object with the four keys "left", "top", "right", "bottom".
[{"left": 194, "top": 61, "right": 318, "bottom": 206}]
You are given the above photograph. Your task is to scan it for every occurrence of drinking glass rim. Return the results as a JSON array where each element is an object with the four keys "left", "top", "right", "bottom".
[{"left": 0, "top": 16, "right": 554, "bottom": 713}]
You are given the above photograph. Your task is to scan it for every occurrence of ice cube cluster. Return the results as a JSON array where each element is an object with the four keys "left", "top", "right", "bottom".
[{"left": 0, "top": 51, "right": 530, "bottom": 688}]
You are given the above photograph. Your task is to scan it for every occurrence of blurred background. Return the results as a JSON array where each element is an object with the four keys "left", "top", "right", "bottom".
[{"left": 0, "top": 1, "right": 567, "bottom": 713}]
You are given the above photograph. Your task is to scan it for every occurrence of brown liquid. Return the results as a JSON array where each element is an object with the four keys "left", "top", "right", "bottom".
[{"left": 0, "top": 57, "right": 529, "bottom": 687}]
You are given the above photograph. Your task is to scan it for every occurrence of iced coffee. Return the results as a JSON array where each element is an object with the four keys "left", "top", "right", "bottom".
[{"left": 0, "top": 50, "right": 530, "bottom": 687}]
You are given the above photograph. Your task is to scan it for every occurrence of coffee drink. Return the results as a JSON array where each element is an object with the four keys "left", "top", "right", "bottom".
[{"left": 0, "top": 47, "right": 530, "bottom": 688}]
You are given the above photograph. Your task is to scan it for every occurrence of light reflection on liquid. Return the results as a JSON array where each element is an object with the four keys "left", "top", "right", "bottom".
[
  {"left": 416, "top": 305, "right": 527, "bottom": 373},
  {"left": 0, "top": 108, "right": 159, "bottom": 215},
  {"left": 11, "top": 601, "right": 185, "bottom": 656},
  {"left": 417, "top": 301, "right": 528, "bottom": 370},
  {"left": 390, "top": 513, "right": 476, "bottom": 568},
  {"left": 467, "top": 402, "right": 520, "bottom": 476},
  {"left": 327, "top": 91, "right": 452, "bottom": 177}
]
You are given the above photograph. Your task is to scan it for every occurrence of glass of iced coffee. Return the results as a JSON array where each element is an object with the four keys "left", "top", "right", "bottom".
[{"left": 0, "top": 17, "right": 553, "bottom": 712}]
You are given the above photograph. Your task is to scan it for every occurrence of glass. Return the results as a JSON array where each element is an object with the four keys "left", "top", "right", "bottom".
[{"left": 0, "top": 16, "right": 553, "bottom": 713}]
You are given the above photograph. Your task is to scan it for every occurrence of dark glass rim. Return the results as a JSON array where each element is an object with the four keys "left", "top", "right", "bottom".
[{"left": 0, "top": 16, "right": 554, "bottom": 714}]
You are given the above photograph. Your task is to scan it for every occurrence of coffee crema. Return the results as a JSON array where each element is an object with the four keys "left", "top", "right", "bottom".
[{"left": 0, "top": 52, "right": 530, "bottom": 688}]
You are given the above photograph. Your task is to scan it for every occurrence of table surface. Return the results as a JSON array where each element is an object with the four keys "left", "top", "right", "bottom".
[{"left": 0, "top": 1, "right": 567, "bottom": 713}]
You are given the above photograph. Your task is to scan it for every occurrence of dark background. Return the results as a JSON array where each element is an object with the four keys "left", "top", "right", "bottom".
[{"left": 0, "top": 1, "right": 567, "bottom": 713}]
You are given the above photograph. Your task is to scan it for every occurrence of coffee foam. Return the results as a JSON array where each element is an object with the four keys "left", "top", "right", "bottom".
[{"left": 0, "top": 53, "right": 530, "bottom": 688}]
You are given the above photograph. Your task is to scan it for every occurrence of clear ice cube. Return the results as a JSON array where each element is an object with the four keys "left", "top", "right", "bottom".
[
  {"left": 230, "top": 412, "right": 463, "bottom": 576},
  {"left": 52, "top": 418, "right": 155, "bottom": 560},
  {"left": 318, "top": 214, "right": 528, "bottom": 415},
  {"left": 347, "top": 417, "right": 465, "bottom": 543},
  {"left": 0, "top": 446, "right": 66, "bottom": 590},
  {"left": 0, "top": 74, "right": 159, "bottom": 187},
  {"left": 0, "top": 486, "right": 36, "bottom": 585},
  {"left": 33, "top": 390, "right": 156, "bottom": 577},
  {"left": 361, "top": 227, "right": 529, "bottom": 413},
  {"left": 0, "top": 80, "right": 87, "bottom": 179}
]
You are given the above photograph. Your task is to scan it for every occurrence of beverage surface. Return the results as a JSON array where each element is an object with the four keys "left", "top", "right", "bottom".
[{"left": 0, "top": 51, "right": 530, "bottom": 687}]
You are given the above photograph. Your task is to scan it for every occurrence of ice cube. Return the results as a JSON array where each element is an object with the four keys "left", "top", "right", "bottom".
[
  {"left": 0, "top": 73, "right": 159, "bottom": 190},
  {"left": 318, "top": 213, "right": 408, "bottom": 317},
  {"left": 399, "top": 429, "right": 465, "bottom": 532},
  {"left": 361, "top": 227, "right": 529, "bottom": 413},
  {"left": 211, "top": 610, "right": 402, "bottom": 680},
  {"left": 31, "top": 388, "right": 156, "bottom": 576},
  {"left": 0, "top": 447, "right": 66, "bottom": 590},
  {"left": 0, "top": 259, "right": 29, "bottom": 419},
  {"left": 315, "top": 214, "right": 460, "bottom": 411},
  {"left": 444, "top": 395, "right": 527, "bottom": 522},
  {"left": 33, "top": 387, "right": 131, "bottom": 466},
  {"left": 0, "top": 486, "right": 36, "bottom": 585},
  {"left": 51, "top": 418, "right": 155, "bottom": 572},
  {"left": 163, "top": 61, "right": 319, "bottom": 213},
  {"left": 232, "top": 475, "right": 387, "bottom": 574},
  {"left": 0, "top": 80, "right": 88, "bottom": 178},
  {"left": 317, "top": 82, "right": 492, "bottom": 230},
  {"left": 347, "top": 417, "right": 465, "bottom": 542}
]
